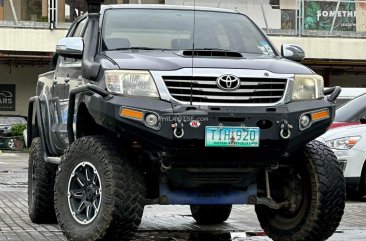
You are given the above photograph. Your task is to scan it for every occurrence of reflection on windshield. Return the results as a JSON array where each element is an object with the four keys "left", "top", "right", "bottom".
[{"left": 102, "top": 8, "right": 276, "bottom": 56}]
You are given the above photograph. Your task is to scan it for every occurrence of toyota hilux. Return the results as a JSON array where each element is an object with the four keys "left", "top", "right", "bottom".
[{"left": 27, "top": 1, "right": 345, "bottom": 241}]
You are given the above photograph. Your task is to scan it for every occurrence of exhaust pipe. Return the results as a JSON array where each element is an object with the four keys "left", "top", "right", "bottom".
[{"left": 82, "top": 0, "right": 104, "bottom": 80}]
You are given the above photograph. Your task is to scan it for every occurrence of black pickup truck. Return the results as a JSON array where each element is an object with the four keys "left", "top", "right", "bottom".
[{"left": 27, "top": 1, "right": 345, "bottom": 241}]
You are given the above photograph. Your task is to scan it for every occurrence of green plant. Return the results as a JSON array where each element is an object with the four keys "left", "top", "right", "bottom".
[
  {"left": 11, "top": 124, "right": 27, "bottom": 137},
  {"left": 37, "top": 16, "right": 48, "bottom": 22}
]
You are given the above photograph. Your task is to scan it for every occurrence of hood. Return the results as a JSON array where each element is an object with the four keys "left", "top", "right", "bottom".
[
  {"left": 102, "top": 51, "right": 313, "bottom": 74},
  {"left": 320, "top": 124, "right": 366, "bottom": 141}
]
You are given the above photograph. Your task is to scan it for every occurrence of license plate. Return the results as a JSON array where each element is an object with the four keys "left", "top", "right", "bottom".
[{"left": 205, "top": 127, "right": 260, "bottom": 147}]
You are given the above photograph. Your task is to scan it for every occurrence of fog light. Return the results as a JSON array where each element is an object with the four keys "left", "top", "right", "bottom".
[
  {"left": 145, "top": 114, "right": 158, "bottom": 127},
  {"left": 300, "top": 115, "right": 311, "bottom": 128}
]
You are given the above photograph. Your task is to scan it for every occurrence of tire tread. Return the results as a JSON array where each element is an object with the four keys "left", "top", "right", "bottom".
[
  {"left": 28, "top": 137, "right": 57, "bottom": 224},
  {"left": 256, "top": 140, "right": 345, "bottom": 241},
  {"left": 54, "top": 136, "right": 145, "bottom": 241}
]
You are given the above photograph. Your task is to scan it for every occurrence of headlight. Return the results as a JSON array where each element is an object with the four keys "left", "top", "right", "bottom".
[
  {"left": 292, "top": 75, "right": 324, "bottom": 100},
  {"left": 105, "top": 70, "right": 159, "bottom": 97},
  {"left": 326, "top": 136, "right": 361, "bottom": 150}
]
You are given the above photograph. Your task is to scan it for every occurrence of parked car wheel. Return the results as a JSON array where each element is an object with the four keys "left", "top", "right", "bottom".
[
  {"left": 54, "top": 136, "right": 145, "bottom": 241},
  {"left": 345, "top": 163, "right": 366, "bottom": 200},
  {"left": 28, "top": 138, "right": 58, "bottom": 224},
  {"left": 357, "top": 164, "right": 366, "bottom": 198},
  {"left": 7, "top": 138, "right": 16, "bottom": 150},
  {"left": 255, "top": 141, "right": 345, "bottom": 241},
  {"left": 190, "top": 205, "right": 232, "bottom": 224}
]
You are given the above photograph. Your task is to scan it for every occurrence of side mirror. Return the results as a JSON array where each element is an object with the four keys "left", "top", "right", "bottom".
[
  {"left": 56, "top": 37, "right": 84, "bottom": 59},
  {"left": 281, "top": 44, "right": 305, "bottom": 62}
]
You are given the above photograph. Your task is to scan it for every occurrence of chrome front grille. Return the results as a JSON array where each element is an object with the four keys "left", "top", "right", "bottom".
[{"left": 162, "top": 76, "right": 288, "bottom": 104}]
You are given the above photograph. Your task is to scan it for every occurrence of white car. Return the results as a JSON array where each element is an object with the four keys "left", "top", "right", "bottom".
[
  {"left": 325, "top": 87, "right": 366, "bottom": 108},
  {"left": 318, "top": 125, "right": 366, "bottom": 198}
]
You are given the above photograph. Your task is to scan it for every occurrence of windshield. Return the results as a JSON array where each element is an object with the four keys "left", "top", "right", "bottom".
[
  {"left": 335, "top": 93, "right": 366, "bottom": 122},
  {"left": 102, "top": 8, "right": 276, "bottom": 56}
]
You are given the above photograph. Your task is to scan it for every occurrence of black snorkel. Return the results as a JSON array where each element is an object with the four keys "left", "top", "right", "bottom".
[{"left": 82, "top": 0, "right": 104, "bottom": 80}]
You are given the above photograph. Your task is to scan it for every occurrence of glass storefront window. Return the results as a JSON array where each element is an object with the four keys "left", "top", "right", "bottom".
[
  {"left": 57, "top": 0, "right": 165, "bottom": 24},
  {"left": 57, "top": 0, "right": 87, "bottom": 23},
  {"left": 0, "top": 0, "right": 49, "bottom": 27}
]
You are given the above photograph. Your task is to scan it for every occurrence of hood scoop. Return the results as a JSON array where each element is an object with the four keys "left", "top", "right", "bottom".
[{"left": 179, "top": 50, "right": 243, "bottom": 58}]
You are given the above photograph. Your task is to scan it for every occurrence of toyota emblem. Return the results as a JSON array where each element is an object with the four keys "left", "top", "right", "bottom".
[{"left": 216, "top": 75, "right": 241, "bottom": 91}]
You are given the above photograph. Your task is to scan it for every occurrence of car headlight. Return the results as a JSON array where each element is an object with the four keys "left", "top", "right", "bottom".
[
  {"left": 292, "top": 75, "right": 324, "bottom": 100},
  {"left": 326, "top": 136, "right": 361, "bottom": 150},
  {"left": 104, "top": 70, "right": 159, "bottom": 97}
]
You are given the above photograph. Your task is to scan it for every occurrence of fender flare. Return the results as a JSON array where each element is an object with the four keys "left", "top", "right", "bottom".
[
  {"left": 67, "top": 83, "right": 111, "bottom": 144},
  {"left": 27, "top": 96, "right": 49, "bottom": 159}
]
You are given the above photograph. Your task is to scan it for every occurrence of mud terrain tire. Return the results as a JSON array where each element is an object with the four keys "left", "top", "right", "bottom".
[
  {"left": 54, "top": 136, "right": 145, "bottom": 241},
  {"left": 255, "top": 140, "right": 345, "bottom": 241},
  {"left": 28, "top": 137, "right": 58, "bottom": 224}
]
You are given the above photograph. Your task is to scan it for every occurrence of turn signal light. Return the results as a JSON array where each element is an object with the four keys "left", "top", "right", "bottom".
[
  {"left": 120, "top": 108, "right": 144, "bottom": 120},
  {"left": 347, "top": 138, "right": 359, "bottom": 146},
  {"left": 311, "top": 110, "right": 329, "bottom": 121}
]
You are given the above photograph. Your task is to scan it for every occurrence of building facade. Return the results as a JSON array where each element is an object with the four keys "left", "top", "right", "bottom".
[{"left": 1, "top": 0, "right": 366, "bottom": 115}]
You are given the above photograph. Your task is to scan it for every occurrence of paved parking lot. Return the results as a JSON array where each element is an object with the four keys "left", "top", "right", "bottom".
[{"left": 0, "top": 151, "right": 365, "bottom": 241}]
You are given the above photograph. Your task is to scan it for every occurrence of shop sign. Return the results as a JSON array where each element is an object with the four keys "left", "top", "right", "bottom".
[
  {"left": 304, "top": 1, "right": 356, "bottom": 31},
  {"left": 0, "top": 84, "right": 16, "bottom": 111}
]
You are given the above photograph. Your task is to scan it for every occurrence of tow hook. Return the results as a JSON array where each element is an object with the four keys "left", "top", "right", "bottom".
[
  {"left": 172, "top": 120, "right": 184, "bottom": 138},
  {"left": 280, "top": 120, "right": 293, "bottom": 140}
]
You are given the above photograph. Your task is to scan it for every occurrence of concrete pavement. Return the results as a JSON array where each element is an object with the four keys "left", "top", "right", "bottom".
[{"left": 0, "top": 152, "right": 365, "bottom": 241}]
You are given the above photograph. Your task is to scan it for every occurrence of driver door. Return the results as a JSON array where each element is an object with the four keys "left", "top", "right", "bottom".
[{"left": 48, "top": 17, "right": 88, "bottom": 154}]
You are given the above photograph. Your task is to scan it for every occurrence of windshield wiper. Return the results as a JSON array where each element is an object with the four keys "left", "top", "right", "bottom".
[{"left": 108, "top": 47, "right": 169, "bottom": 51}]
